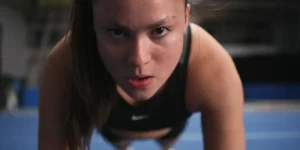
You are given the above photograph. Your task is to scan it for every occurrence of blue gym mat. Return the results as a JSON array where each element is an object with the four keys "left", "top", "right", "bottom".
[{"left": 1, "top": 110, "right": 300, "bottom": 150}]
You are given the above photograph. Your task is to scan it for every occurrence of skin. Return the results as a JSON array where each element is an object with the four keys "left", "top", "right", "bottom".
[{"left": 38, "top": 0, "right": 245, "bottom": 150}]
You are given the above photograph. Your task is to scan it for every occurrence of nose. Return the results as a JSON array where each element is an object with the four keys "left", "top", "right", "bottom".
[{"left": 127, "top": 36, "right": 151, "bottom": 68}]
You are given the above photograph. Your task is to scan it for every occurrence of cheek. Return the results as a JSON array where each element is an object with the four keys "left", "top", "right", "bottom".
[
  {"left": 97, "top": 40, "right": 125, "bottom": 64},
  {"left": 154, "top": 34, "right": 184, "bottom": 64},
  {"left": 96, "top": 43, "right": 128, "bottom": 77}
]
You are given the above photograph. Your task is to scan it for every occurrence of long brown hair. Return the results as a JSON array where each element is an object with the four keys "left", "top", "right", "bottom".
[
  {"left": 65, "top": 0, "right": 189, "bottom": 149},
  {"left": 66, "top": 0, "right": 115, "bottom": 149}
]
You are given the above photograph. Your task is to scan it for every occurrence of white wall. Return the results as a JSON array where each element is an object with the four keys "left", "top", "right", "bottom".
[{"left": 0, "top": 5, "right": 30, "bottom": 78}]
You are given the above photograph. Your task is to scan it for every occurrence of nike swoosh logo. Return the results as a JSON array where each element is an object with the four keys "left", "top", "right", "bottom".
[{"left": 131, "top": 115, "right": 148, "bottom": 121}]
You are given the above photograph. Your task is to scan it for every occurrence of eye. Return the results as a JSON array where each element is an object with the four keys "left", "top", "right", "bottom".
[
  {"left": 152, "top": 27, "right": 169, "bottom": 37},
  {"left": 108, "top": 29, "right": 125, "bottom": 39}
]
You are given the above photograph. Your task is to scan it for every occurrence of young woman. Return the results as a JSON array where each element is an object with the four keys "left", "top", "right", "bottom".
[{"left": 38, "top": 0, "right": 245, "bottom": 150}]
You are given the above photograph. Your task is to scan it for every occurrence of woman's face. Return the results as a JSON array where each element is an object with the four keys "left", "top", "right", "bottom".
[{"left": 93, "top": 0, "right": 190, "bottom": 101}]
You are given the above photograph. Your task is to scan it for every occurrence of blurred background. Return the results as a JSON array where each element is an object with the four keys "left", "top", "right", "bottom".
[
  {"left": 0, "top": 0, "right": 71, "bottom": 110},
  {"left": 0, "top": 0, "right": 300, "bottom": 150}
]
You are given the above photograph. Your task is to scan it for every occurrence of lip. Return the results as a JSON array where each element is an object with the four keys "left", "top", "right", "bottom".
[
  {"left": 130, "top": 75, "right": 152, "bottom": 78},
  {"left": 127, "top": 76, "right": 153, "bottom": 88}
]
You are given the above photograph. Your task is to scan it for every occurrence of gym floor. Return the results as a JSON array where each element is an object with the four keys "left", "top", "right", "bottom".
[{"left": 1, "top": 102, "right": 300, "bottom": 150}]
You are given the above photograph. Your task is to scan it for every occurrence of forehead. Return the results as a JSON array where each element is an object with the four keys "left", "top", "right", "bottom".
[{"left": 92, "top": 0, "right": 184, "bottom": 27}]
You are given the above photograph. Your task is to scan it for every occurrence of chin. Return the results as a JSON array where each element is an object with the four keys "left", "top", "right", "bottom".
[
  {"left": 130, "top": 91, "right": 155, "bottom": 101},
  {"left": 127, "top": 88, "right": 158, "bottom": 101}
]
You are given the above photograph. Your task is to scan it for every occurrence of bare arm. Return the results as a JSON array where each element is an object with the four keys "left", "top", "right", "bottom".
[
  {"left": 187, "top": 24, "right": 245, "bottom": 150},
  {"left": 200, "top": 60, "right": 245, "bottom": 150},
  {"left": 38, "top": 37, "right": 71, "bottom": 150}
]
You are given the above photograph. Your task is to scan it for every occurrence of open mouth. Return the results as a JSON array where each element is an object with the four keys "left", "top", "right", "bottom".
[{"left": 128, "top": 76, "right": 153, "bottom": 88}]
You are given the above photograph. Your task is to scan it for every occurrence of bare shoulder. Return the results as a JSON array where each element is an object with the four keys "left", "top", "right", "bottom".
[
  {"left": 38, "top": 35, "right": 72, "bottom": 150},
  {"left": 185, "top": 23, "right": 243, "bottom": 112},
  {"left": 44, "top": 34, "right": 72, "bottom": 71},
  {"left": 39, "top": 33, "right": 72, "bottom": 121},
  {"left": 40, "top": 34, "right": 73, "bottom": 87}
]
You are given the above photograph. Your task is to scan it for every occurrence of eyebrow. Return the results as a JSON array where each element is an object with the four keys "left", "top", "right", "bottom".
[{"left": 106, "top": 16, "right": 176, "bottom": 30}]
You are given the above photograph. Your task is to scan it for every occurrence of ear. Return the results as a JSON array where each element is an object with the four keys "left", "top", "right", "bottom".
[{"left": 184, "top": 4, "right": 191, "bottom": 29}]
